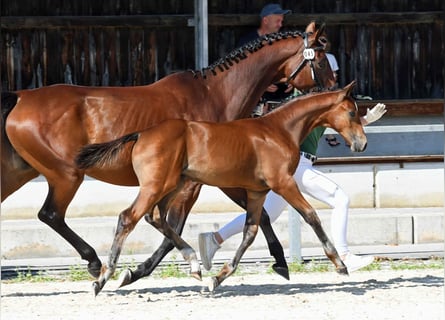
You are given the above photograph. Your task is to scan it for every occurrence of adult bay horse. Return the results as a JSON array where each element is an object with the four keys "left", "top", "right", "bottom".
[
  {"left": 75, "top": 81, "right": 366, "bottom": 295},
  {"left": 2, "top": 22, "right": 335, "bottom": 279}
]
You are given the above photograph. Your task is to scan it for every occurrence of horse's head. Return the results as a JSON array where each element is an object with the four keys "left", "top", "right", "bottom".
[
  {"left": 282, "top": 22, "right": 336, "bottom": 92},
  {"left": 326, "top": 81, "right": 367, "bottom": 152}
]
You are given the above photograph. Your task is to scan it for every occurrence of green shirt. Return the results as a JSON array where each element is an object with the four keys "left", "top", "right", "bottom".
[{"left": 300, "top": 127, "right": 326, "bottom": 155}]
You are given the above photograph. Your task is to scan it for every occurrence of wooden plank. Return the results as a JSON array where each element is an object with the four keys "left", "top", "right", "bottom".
[
  {"left": 316, "top": 155, "right": 444, "bottom": 165},
  {"left": 357, "top": 99, "right": 444, "bottom": 116},
  {"left": 2, "top": 12, "right": 443, "bottom": 29}
]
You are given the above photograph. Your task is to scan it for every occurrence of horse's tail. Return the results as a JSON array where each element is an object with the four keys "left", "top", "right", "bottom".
[
  {"left": 75, "top": 132, "right": 140, "bottom": 170},
  {"left": 1, "top": 91, "right": 18, "bottom": 126},
  {"left": 1, "top": 92, "right": 34, "bottom": 171}
]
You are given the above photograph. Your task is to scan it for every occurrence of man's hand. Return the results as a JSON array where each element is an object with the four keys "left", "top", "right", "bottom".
[
  {"left": 265, "top": 84, "right": 278, "bottom": 93},
  {"left": 362, "top": 103, "right": 387, "bottom": 125}
]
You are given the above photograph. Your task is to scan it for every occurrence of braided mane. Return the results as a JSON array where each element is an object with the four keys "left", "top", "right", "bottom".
[{"left": 191, "top": 30, "right": 304, "bottom": 79}]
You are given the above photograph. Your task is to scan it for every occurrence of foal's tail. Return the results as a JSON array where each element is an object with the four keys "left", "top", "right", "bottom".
[{"left": 75, "top": 132, "right": 140, "bottom": 170}]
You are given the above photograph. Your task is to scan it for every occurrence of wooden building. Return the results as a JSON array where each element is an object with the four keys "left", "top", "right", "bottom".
[{"left": 1, "top": 0, "right": 443, "bottom": 101}]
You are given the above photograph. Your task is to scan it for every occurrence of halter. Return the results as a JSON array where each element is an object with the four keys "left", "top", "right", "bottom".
[{"left": 286, "top": 32, "right": 326, "bottom": 90}]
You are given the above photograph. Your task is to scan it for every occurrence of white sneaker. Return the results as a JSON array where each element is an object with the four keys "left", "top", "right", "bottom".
[
  {"left": 198, "top": 232, "right": 221, "bottom": 271},
  {"left": 342, "top": 252, "right": 374, "bottom": 273}
]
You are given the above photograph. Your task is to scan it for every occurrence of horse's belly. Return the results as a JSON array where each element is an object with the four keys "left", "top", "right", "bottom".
[
  {"left": 184, "top": 166, "right": 261, "bottom": 190},
  {"left": 86, "top": 167, "right": 139, "bottom": 187}
]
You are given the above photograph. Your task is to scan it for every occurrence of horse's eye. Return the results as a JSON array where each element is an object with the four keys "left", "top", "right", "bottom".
[
  {"left": 318, "top": 37, "right": 328, "bottom": 45},
  {"left": 349, "top": 111, "right": 356, "bottom": 117}
]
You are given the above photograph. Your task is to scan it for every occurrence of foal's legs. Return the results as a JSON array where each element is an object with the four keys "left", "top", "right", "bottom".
[
  {"left": 93, "top": 189, "right": 164, "bottom": 295},
  {"left": 221, "top": 187, "right": 289, "bottom": 279},
  {"left": 208, "top": 191, "right": 267, "bottom": 292},
  {"left": 118, "top": 184, "right": 288, "bottom": 288},
  {"left": 276, "top": 179, "right": 347, "bottom": 274},
  {"left": 97, "top": 186, "right": 203, "bottom": 295},
  {"left": 118, "top": 180, "right": 202, "bottom": 288}
]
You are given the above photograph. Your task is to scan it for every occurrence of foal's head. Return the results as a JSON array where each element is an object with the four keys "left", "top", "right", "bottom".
[{"left": 326, "top": 81, "right": 367, "bottom": 152}]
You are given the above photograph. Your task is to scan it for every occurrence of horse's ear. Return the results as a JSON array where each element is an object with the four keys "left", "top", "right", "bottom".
[
  {"left": 305, "top": 21, "right": 316, "bottom": 34},
  {"left": 313, "top": 23, "right": 327, "bottom": 48},
  {"left": 343, "top": 80, "right": 357, "bottom": 96},
  {"left": 335, "top": 80, "right": 356, "bottom": 103}
]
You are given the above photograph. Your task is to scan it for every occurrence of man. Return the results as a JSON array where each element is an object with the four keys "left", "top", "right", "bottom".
[{"left": 237, "top": 4, "right": 294, "bottom": 115}]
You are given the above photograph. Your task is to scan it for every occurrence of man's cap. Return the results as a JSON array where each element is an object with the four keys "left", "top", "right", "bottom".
[{"left": 260, "top": 4, "right": 291, "bottom": 18}]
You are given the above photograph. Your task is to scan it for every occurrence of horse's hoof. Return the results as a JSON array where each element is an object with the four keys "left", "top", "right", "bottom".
[
  {"left": 190, "top": 260, "right": 202, "bottom": 281},
  {"left": 208, "top": 277, "right": 219, "bottom": 292},
  {"left": 272, "top": 264, "right": 290, "bottom": 280},
  {"left": 118, "top": 269, "right": 133, "bottom": 288},
  {"left": 337, "top": 266, "right": 349, "bottom": 276},
  {"left": 191, "top": 270, "right": 202, "bottom": 281},
  {"left": 92, "top": 281, "right": 102, "bottom": 297},
  {"left": 88, "top": 260, "right": 102, "bottom": 278}
]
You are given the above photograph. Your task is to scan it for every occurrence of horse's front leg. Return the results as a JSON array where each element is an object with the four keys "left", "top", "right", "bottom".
[
  {"left": 118, "top": 181, "right": 202, "bottom": 288},
  {"left": 209, "top": 192, "right": 266, "bottom": 292},
  {"left": 277, "top": 181, "right": 347, "bottom": 275},
  {"left": 220, "top": 187, "right": 288, "bottom": 279}
]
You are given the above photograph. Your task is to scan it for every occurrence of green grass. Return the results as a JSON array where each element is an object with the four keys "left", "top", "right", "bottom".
[{"left": 3, "top": 257, "right": 443, "bottom": 283}]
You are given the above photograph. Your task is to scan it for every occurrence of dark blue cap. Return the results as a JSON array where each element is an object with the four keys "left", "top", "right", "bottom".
[{"left": 260, "top": 4, "right": 291, "bottom": 18}]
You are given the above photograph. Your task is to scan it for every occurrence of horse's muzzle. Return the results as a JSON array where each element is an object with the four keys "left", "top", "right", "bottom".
[{"left": 350, "top": 141, "right": 367, "bottom": 153}]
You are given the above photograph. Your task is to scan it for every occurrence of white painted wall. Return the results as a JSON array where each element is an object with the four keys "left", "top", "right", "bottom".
[{"left": 2, "top": 162, "right": 443, "bottom": 219}]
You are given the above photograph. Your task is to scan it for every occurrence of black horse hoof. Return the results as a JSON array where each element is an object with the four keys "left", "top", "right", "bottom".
[
  {"left": 88, "top": 260, "right": 102, "bottom": 278},
  {"left": 272, "top": 263, "right": 290, "bottom": 280},
  {"left": 336, "top": 266, "right": 349, "bottom": 276}
]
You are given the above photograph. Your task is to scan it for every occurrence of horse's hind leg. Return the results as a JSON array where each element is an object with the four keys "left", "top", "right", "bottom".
[
  {"left": 209, "top": 192, "right": 266, "bottom": 292},
  {"left": 118, "top": 181, "right": 202, "bottom": 288},
  {"left": 259, "top": 209, "right": 289, "bottom": 280},
  {"left": 144, "top": 190, "right": 202, "bottom": 281},
  {"left": 38, "top": 177, "right": 103, "bottom": 278}
]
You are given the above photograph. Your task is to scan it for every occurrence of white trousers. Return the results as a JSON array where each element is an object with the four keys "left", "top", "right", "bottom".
[{"left": 218, "top": 156, "right": 350, "bottom": 256}]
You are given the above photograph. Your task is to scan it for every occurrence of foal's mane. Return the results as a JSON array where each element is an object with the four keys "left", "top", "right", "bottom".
[
  {"left": 190, "top": 30, "right": 305, "bottom": 79},
  {"left": 263, "top": 90, "right": 342, "bottom": 121}
]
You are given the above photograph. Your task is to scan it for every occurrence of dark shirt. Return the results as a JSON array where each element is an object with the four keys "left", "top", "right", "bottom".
[
  {"left": 300, "top": 127, "right": 326, "bottom": 155},
  {"left": 237, "top": 29, "right": 293, "bottom": 102},
  {"left": 237, "top": 30, "right": 261, "bottom": 47}
]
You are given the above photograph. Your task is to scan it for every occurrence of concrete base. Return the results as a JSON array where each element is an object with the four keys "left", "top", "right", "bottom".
[{"left": 1, "top": 207, "right": 443, "bottom": 261}]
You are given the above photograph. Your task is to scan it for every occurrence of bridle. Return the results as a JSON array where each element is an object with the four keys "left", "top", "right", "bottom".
[{"left": 285, "top": 32, "right": 327, "bottom": 90}]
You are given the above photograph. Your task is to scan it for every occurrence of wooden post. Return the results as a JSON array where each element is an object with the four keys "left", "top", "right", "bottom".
[
  {"left": 193, "top": 0, "right": 208, "bottom": 70},
  {"left": 288, "top": 206, "right": 302, "bottom": 262}
]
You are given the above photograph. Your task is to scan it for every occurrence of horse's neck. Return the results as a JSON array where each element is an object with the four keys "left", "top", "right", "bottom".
[
  {"left": 203, "top": 37, "right": 302, "bottom": 121},
  {"left": 268, "top": 94, "right": 338, "bottom": 145}
]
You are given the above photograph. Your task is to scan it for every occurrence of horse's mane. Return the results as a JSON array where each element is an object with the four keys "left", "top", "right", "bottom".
[{"left": 190, "top": 30, "right": 304, "bottom": 79}]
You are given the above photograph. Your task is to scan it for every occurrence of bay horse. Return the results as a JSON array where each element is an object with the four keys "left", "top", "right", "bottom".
[
  {"left": 1, "top": 22, "right": 335, "bottom": 280},
  {"left": 76, "top": 81, "right": 366, "bottom": 295}
]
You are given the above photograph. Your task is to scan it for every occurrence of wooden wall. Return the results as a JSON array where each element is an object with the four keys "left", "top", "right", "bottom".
[{"left": 1, "top": 0, "right": 444, "bottom": 100}]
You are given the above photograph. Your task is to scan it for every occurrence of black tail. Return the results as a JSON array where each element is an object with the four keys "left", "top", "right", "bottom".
[
  {"left": 1, "top": 91, "right": 18, "bottom": 125},
  {"left": 75, "top": 132, "right": 140, "bottom": 170}
]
